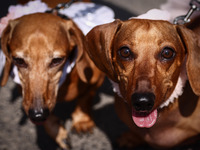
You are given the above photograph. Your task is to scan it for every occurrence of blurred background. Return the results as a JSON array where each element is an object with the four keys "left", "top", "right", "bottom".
[
  {"left": 1, "top": 0, "right": 197, "bottom": 150},
  {"left": 0, "top": 0, "right": 167, "bottom": 18}
]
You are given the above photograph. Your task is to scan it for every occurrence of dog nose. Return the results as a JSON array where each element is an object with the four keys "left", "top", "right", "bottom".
[
  {"left": 28, "top": 107, "right": 49, "bottom": 123},
  {"left": 131, "top": 92, "right": 155, "bottom": 112}
]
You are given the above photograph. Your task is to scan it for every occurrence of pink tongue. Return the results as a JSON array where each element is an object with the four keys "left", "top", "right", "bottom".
[{"left": 132, "top": 109, "right": 157, "bottom": 128}]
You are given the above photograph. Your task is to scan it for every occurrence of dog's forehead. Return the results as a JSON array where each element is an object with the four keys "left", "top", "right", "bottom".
[
  {"left": 13, "top": 14, "right": 65, "bottom": 39},
  {"left": 10, "top": 33, "right": 66, "bottom": 54},
  {"left": 17, "top": 13, "right": 64, "bottom": 27},
  {"left": 116, "top": 19, "right": 178, "bottom": 45},
  {"left": 9, "top": 14, "right": 69, "bottom": 58}
]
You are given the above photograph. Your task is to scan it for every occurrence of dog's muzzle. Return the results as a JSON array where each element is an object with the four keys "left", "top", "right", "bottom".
[{"left": 131, "top": 92, "right": 157, "bottom": 128}]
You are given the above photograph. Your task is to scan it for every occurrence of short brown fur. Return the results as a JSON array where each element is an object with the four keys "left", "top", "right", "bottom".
[
  {"left": 1, "top": 13, "right": 104, "bottom": 149},
  {"left": 86, "top": 18, "right": 200, "bottom": 149}
]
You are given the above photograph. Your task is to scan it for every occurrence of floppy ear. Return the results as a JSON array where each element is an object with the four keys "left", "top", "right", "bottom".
[
  {"left": 62, "top": 19, "right": 95, "bottom": 83},
  {"left": 176, "top": 25, "right": 200, "bottom": 96},
  {"left": 0, "top": 20, "right": 18, "bottom": 86},
  {"left": 86, "top": 19, "right": 122, "bottom": 82}
]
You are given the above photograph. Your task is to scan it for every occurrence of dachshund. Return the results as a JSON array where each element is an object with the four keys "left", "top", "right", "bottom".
[
  {"left": 0, "top": 12, "right": 104, "bottom": 149},
  {"left": 86, "top": 18, "right": 200, "bottom": 149}
]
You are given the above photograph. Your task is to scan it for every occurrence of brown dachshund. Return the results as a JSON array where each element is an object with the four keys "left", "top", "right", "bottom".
[
  {"left": 0, "top": 13, "right": 104, "bottom": 149},
  {"left": 86, "top": 18, "right": 200, "bottom": 149}
]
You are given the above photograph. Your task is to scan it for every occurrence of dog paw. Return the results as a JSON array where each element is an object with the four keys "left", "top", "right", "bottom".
[
  {"left": 72, "top": 113, "right": 95, "bottom": 133},
  {"left": 73, "top": 119, "right": 95, "bottom": 133},
  {"left": 56, "top": 126, "right": 71, "bottom": 150}
]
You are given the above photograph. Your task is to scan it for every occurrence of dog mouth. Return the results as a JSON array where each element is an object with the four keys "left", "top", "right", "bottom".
[
  {"left": 131, "top": 92, "right": 157, "bottom": 128},
  {"left": 132, "top": 108, "right": 158, "bottom": 128}
]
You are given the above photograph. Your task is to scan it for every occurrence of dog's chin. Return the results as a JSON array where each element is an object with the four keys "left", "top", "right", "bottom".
[
  {"left": 30, "top": 120, "right": 46, "bottom": 125},
  {"left": 29, "top": 117, "right": 48, "bottom": 125},
  {"left": 132, "top": 109, "right": 158, "bottom": 128}
]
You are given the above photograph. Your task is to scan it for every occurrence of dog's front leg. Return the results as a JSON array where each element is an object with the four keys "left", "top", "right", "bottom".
[
  {"left": 71, "top": 89, "right": 96, "bottom": 133},
  {"left": 44, "top": 115, "right": 71, "bottom": 150}
]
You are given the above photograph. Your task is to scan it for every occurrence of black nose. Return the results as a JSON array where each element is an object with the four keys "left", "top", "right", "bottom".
[
  {"left": 28, "top": 107, "right": 49, "bottom": 123},
  {"left": 131, "top": 92, "right": 155, "bottom": 112}
]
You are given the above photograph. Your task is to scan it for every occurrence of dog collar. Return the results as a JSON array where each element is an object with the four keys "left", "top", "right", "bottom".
[
  {"left": 159, "top": 59, "right": 188, "bottom": 109},
  {"left": 159, "top": 74, "right": 187, "bottom": 109},
  {"left": 0, "top": 49, "right": 21, "bottom": 85},
  {"left": 0, "top": 49, "right": 5, "bottom": 79},
  {"left": 59, "top": 48, "right": 77, "bottom": 86}
]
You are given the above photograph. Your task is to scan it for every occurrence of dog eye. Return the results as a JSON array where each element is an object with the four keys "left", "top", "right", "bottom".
[
  {"left": 118, "top": 47, "right": 133, "bottom": 60},
  {"left": 160, "top": 47, "right": 175, "bottom": 61},
  {"left": 50, "top": 57, "right": 65, "bottom": 68},
  {"left": 13, "top": 57, "right": 28, "bottom": 68}
]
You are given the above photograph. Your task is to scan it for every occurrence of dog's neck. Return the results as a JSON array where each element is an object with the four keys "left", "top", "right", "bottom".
[{"left": 110, "top": 59, "right": 188, "bottom": 109}]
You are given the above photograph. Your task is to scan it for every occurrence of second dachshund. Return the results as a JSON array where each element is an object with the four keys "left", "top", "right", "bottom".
[{"left": 86, "top": 18, "right": 200, "bottom": 149}]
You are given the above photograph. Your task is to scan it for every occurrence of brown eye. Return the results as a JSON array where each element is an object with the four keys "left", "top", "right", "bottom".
[
  {"left": 13, "top": 57, "right": 28, "bottom": 68},
  {"left": 118, "top": 46, "right": 133, "bottom": 60},
  {"left": 50, "top": 57, "right": 65, "bottom": 68},
  {"left": 160, "top": 47, "right": 175, "bottom": 61}
]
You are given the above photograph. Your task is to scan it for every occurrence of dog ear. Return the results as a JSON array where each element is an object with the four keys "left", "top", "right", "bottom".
[
  {"left": 86, "top": 19, "right": 122, "bottom": 82},
  {"left": 0, "top": 20, "right": 18, "bottom": 86},
  {"left": 62, "top": 19, "right": 97, "bottom": 83},
  {"left": 176, "top": 25, "right": 200, "bottom": 96}
]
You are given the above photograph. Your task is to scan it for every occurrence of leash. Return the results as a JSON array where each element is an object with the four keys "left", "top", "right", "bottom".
[
  {"left": 45, "top": 0, "right": 80, "bottom": 19},
  {"left": 45, "top": 0, "right": 82, "bottom": 87},
  {"left": 45, "top": 1, "right": 81, "bottom": 87},
  {"left": 46, "top": 0, "right": 76, "bottom": 13},
  {"left": 174, "top": 0, "right": 200, "bottom": 25}
]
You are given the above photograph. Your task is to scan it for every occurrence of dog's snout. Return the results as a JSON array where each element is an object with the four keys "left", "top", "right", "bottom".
[
  {"left": 131, "top": 92, "right": 155, "bottom": 112},
  {"left": 28, "top": 107, "right": 49, "bottom": 123}
]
